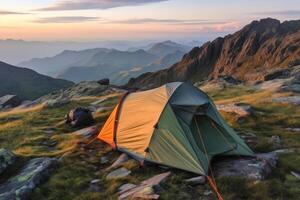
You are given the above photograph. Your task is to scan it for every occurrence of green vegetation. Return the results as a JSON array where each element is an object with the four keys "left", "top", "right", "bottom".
[{"left": 0, "top": 85, "right": 299, "bottom": 199}]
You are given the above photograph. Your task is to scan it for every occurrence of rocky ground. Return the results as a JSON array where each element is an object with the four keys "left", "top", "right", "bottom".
[{"left": 0, "top": 72, "right": 299, "bottom": 199}]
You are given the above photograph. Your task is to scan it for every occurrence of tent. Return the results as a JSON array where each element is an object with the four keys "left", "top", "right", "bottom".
[{"left": 98, "top": 82, "right": 254, "bottom": 175}]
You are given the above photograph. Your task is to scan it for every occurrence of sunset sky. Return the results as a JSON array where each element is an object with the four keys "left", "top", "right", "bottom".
[{"left": 0, "top": 0, "right": 299, "bottom": 41}]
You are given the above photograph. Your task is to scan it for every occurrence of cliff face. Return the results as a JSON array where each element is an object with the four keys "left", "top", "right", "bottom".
[{"left": 127, "top": 18, "right": 300, "bottom": 89}]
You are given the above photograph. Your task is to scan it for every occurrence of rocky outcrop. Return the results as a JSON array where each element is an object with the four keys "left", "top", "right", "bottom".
[
  {"left": 0, "top": 157, "right": 58, "bottom": 200},
  {"left": 127, "top": 18, "right": 300, "bottom": 89},
  {"left": 0, "top": 149, "right": 16, "bottom": 174},
  {"left": 213, "top": 153, "right": 277, "bottom": 180},
  {"left": 35, "top": 81, "right": 125, "bottom": 103},
  {"left": 217, "top": 103, "right": 252, "bottom": 116},
  {"left": 118, "top": 172, "right": 171, "bottom": 200},
  {"left": 0, "top": 95, "right": 22, "bottom": 110},
  {"left": 272, "top": 96, "right": 300, "bottom": 105}
]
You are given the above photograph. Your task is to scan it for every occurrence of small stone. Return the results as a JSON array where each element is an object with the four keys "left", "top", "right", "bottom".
[
  {"left": 184, "top": 176, "right": 206, "bottom": 185},
  {"left": 286, "top": 128, "right": 300, "bottom": 132},
  {"left": 0, "top": 148, "right": 16, "bottom": 174},
  {"left": 101, "top": 156, "right": 109, "bottom": 164},
  {"left": 217, "top": 103, "right": 252, "bottom": 117},
  {"left": 136, "top": 186, "right": 154, "bottom": 196},
  {"left": 118, "top": 183, "right": 137, "bottom": 192},
  {"left": 106, "top": 167, "right": 131, "bottom": 180},
  {"left": 204, "top": 190, "right": 213, "bottom": 196},
  {"left": 291, "top": 171, "right": 300, "bottom": 180},
  {"left": 90, "top": 179, "right": 101, "bottom": 184},
  {"left": 107, "top": 153, "right": 129, "bottom": 170},
  {"left": 268, "top": 135, "right": 281, "bottom": 148}
]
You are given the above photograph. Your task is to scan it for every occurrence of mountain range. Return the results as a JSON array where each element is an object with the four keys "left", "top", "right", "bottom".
[
  {"left": 0, "top": 62, "right": 73, "bottom": 100},
  {"left": 20, "top": 41, "right": 192, "bottom": 84},
  {"left": 127, "top": 18, "right": 300, "bottom": 89}
]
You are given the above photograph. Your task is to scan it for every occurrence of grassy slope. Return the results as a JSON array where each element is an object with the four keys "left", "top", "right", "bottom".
[{"left": 0, "top": 86, "right": 299, "bottom": 199}]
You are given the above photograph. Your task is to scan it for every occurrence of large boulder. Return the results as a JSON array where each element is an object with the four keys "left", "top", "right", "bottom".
[
  {"left": 0, "top": 149, "right": 16, "bottom": 174},
  {"left": 65, "top": 107, "right": 94, "bottom": 127},
  {"left": 97, "top": 79, "right": 110, "bottom": 85},
  {"left": 0, "top": 95, "right": 22, "bottom": 109},
  {"left": 0, "top": 157, "right": 58, "bottom": 200},
  {"left": 213, "top": 153, "right": 277, "bottom": 180}
]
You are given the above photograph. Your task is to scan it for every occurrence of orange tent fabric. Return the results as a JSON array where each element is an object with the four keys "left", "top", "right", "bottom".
[{"left": 98, "top": 104, "right": 119, "bottom": 147}]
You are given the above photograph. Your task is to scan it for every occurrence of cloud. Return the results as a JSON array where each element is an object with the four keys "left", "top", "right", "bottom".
[
  {"left": 34, "top": 16, "right": 100, "bottom": 23},
  {"left": 37, "top": 0, "right": 169, "bottom": 11},
  {"left": 0, "top": 10, "right": 30, "bottom": 15},
  {"left": 108, "top": 18, "right": 229, "bottom": 25},
  {"left": 252, "top": 10, "right": 300, "bottom": 16}
]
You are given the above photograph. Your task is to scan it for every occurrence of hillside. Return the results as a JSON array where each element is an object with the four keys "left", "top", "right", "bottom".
[
  {"left": 0, "top": 67, "right": 299, "bottom": 199},
  {"left": 0, "top": 61, "right": 73, "bottom": 100},
  {"left": 19, "top": 48, "right": 111, "bottom": 77},
  {"left": 19, "top": 41, "right": 191, "bottom": 84},
  {"left": 127, "top": 18, "right": 300, "bottom": 89},
  {"left": 147, "top": 40, "right": 192, "bottom": 57}
]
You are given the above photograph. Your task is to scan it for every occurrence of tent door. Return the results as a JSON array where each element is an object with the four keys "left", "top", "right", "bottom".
[{"left": 192, "top": 115, "right": 237, "bottom": 156}]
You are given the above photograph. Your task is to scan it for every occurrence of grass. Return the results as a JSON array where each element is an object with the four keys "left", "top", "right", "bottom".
[{"left": 0, "top": 86, "right": 299, "bottom": 199}]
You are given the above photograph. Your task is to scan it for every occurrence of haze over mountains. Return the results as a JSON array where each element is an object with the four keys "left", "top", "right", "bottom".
[
  {"left": 20, "top": 41, "right": 193, "bottom": 84},
  {"left": 127, "top": 18, "right": 300, "bottom": 89},
  {"left": 0, "top": 62, "right": 73, "bottom": 100}
]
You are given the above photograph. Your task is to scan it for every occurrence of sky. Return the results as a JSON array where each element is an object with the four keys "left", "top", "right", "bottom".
[{"left": 0, "top": 0, "right": 299, "bottom": 41}]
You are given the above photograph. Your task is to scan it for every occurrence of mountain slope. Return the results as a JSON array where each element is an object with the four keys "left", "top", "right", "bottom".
[
  {"left": 19, "top": 48, "right": 110, "bottom": 76},
  {"left": 147, "top": 40, "right": 192, "bottom": 57},
  {"left": 127, "top": 18, "right": 300, "bottom": 89},
  {"left": 0, "top": 62, "right": 73, "bottom": 100},
  {"left": 86, "top": 49, "right": 158, "bottom": 68}
]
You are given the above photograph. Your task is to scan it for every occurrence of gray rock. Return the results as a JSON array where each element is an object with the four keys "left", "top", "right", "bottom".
[
  {"left": 16, "top": 101, "right": 34, "bottom": 109},
  {"left": 291, "top": 171, "right": 300, "bottom": 180},
  {"left": 0, "top": 157, "right": 58, "bottom": 200},
  {"left": 106, "top": 168, "right": 131, "bottom": 180},
  {"left": 42, "top": 128, "right": 56, "bottom": 135},
  {"left": 36, "top": 82, "right": 110, "bottom": 103},
  {"left": 213, "top": 153, "right": 277, "bottom": 180},
  {"left": 203, "top": 190, "right": 213, "bottom": 196},
  {"left": 100, "top": 156, "right": 109, "bottom": 164},
  {"left": 90, "top": 179, "right": 101, "bottom": 184},
  {"left": 0, "top": 95, "right": 22, "bottom": 109},
  {"left": 107, "top": 153, "right": 129, "bottom": 170},
  {"left": 43, "top": 98, "right": 70, "bottom": 108},
  {"left": 0, "top": 149, "right": 16, "bottom": 174},
  {"left": 268, "top": 135, "right": 281, "bottom": 148},
  {"left": 118, "top": 183, "right": 137, "bottom": 192},
  {"left": 272, "top": 96, "right": 300, "bottom": 105},
  {"left": 286, "top": 128, "right": 300, "bottom": 132},
  {"left": 217, "top": 103, "right": 252, "bottom": 116},
  {"left": 184, "top": 176, "right": 206, "bottom": 185}
]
